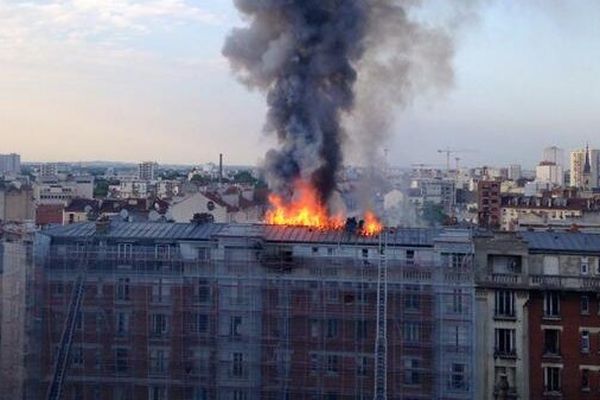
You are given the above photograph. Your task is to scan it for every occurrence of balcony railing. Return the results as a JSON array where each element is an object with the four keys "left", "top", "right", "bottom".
[{"left": 483, "top": 273, "right": 600, "bottom": 290}]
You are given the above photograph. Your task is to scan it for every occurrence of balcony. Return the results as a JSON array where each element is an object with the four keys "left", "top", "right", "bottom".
[{"left": 494, "top": 348, "right": 517, "bottom": 360}]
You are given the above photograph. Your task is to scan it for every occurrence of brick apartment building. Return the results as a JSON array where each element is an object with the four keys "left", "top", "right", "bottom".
[
  {"left": 474, "top": 230, "right": 600, "bottom": 399},
  {"left": 1, "top": 222, "right": 477, "bottom": 400},
  {"left": 477, "top": 181, "right": 501, "bottom": 229}
]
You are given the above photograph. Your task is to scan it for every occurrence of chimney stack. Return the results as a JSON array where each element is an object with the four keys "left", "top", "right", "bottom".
[{"left": 219, "top": 153, "right": 223, "bottom": 185}]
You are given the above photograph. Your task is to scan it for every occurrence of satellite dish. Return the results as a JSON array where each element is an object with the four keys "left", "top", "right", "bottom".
[
  {"left": 149, "top": 210, "right": 160, "bottom": 222},
  {"left": 119, "top": 209, "right": 129, "bottom": 221},
  {"left": 84, "top": 205, "right": 93, "bottom": 214}
]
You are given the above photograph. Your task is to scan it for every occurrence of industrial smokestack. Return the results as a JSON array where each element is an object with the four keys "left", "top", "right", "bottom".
[
  {"left": 219, "top": 153, "right": 223, "bottom": 185},
  {"left": 224, "top": 0, "right": 468, "bottom": 209}
]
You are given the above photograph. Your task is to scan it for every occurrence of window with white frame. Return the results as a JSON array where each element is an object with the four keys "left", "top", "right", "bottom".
[
  {"left": 357, "top": 356, "right": 368, "bottom": 377},
  {"left": 116, "top": 278, "right": 130, "bottom": 301},
  {"left": 152, "top": 279, "right": 170, "bottom": 303},
  {"left": 544, "top": 366, "right": 561, "bottom": 392},
  {"left": 582, "top": 369, "right": 590, "bottom": 391},
  {"left": 230, "top": 316, "right": 242, "bottom": 337},
  {"left": 403, "top": 322, "right": 420, "bottom": 343},
  {"left": 543, "top": 329, "right": 560, "bottom": 355},
  {"left": 148, "top": 386, "right": 166, "bottom": 400},
  {"left": 150, "top": 313, "right": 169, "bottom": 337},
  {"left": 404, "top": 358, "right": 422, "bottom": 385},
  {"left": 543, "top": 292, "right": 560, "bottom": 318},
  {"left": 117, "top": 243, "right": 133, "bottom": 261},
  {"left": 149, "top": 349, "right": 169, "bottom": 374},
  {"left": 495, "top": 328, "right": 516, "bottom": 356},
  {"left": 449, "top": 363, "right": 467, "bottom": 390},
  {"left": 495, "top": 290, "right": 515, "bottom": 317},
  {"left": 581, "top": 330, "right": 590, "bottom": 353},
  {"left": 581, "top": 257, "right": 589, "bottom": 275}
]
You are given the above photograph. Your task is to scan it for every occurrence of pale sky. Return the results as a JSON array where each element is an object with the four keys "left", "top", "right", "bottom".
[{"left": 2, "top": 1, "right": 600, "bottom": 168}]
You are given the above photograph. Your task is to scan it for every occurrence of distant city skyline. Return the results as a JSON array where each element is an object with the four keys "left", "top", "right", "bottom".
[{"left": 2, "top": 1, "right": 600, "bottom": 168}]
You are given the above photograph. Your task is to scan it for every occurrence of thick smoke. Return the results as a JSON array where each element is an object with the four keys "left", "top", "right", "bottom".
[{"left": 223, "top": 0, "right": 465, "bottom": 208}]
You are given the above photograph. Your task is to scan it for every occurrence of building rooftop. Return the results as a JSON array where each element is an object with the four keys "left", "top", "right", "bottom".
[
  {"left": 521, "top": 230, "right": 600, "bottom": 254},
  {"left": 40, "top": 222, "right": 446, "bottom": 246}
]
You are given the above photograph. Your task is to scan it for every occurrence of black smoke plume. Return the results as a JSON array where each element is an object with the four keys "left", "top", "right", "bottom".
[{"left": 223, "top": 0, "right": 465, "bottom": 208}]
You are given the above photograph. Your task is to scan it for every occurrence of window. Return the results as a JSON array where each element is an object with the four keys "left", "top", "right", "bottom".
[
  {"left": 357, "top": 356, "right": 368, "bottom": 377},
  {"left": 362, "top": 248, "right": 369, "bottom": 258},
  {"left": 405, "top": 293, "right": 420, "bottom": 311},
  {"left": 403, "top": 322, "right": 420, "bottom": 343},
  {"left": 404, "top": 358, "right": 421, "bottom": 385},
  {"left": 449, "top": 363, "right": 467, "bottom": 390},
  {"left": 495, "top": 290, "right": 515, "bottom": 317},
  {"left": 406, "top": 250, "right": 415, "bottom": 265},
  {"left": 452, "top": 289, "right": 464, "bottom": 313},
  {"left": 446, "top": 253, "right": 468, "bottom": 269},
  {"left": 152, "top": 279, "right": 170, "bottom": 303},
  {"left": 148, "top": 386, "right": 166, "bottom": 400},
  {"left": 582, "top": 369, "right": 590, "bottom": 390},
  {"left": 326, "top": 319, "right": 338, "bottom": 338},
  {"left": 310, "top": 353, "right": 320, "bottom": 374},
  {"left": 187, "top": 313, "right": 208, "bottom": 335},
  {"left": 356, "top": 320, "right": 368, "bottom": 340},
  {"left": 117, "top": 243, "right": 133, "bottom": 261},
  {"left": 233, "top": 390, "right": 247, "bottom": 400},
  {"left": 194, "top": 279, "right": 210, "bottom": 303},
  {"left": 326, "top": 283, "right": 338, "bottom": 303},
  {"left": 230, "top": 316, "right": 242, "bottom": 337},
  {"left": 544, "top": 367, "right": 561, "bottom": 392},
  {"left": 192, "top": 387, "right": 208, "bottom": 400},
  {"left": 581, "top": 257, "right": 589, "bottom": 275},
  {"left": 581, "top": 330, "right": 590, "bottom": 353},
  {"left": 326, "top": 355, "right": 338, "bottom": 374},
  {"left": 544, "top": 292, "right": 560, "bottom": 318},
  {"left": 310, "top": 319, "right": 320, "bottom": 338},
  {"left": 71, "top": 346, "right": 84, "bottom": 368},
  {"left": 155, "top": 244, "right": 170, "bottom": 260},
  {"left": 581, "top": 296, "right": 590, "bottom": 314},
  {"left": 116, "top": 278, "right": 130, "bottom": 301},
  {"left": 150, "top": 313, "right": 169, "bottom": 337},
  {"left": 116, "top": 312, "right": 129, "bottom": 336},
  {"left": 232, "top": 353, "right": 244, "bottom": 377},
  {"left": 495, "top": 329, "right": 516, "bottom": 357},
  {"left": 115, "top": 348, "right": 128, "bottom": 372},
  {"left": 149, "top": 349, "right": 168, "bottom": 374},
  {"left": 543, "top": 329, "right": 560, "bottom": 356}
]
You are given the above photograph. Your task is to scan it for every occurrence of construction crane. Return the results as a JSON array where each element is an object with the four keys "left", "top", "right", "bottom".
[
  {"left": 373, "top": 230, "right": 389, "bottom": 400},
  {"left": 437, "top": 148, "right": 475, "bottom": 171}
]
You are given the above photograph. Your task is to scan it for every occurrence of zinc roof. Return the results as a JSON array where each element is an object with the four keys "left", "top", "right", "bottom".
[
  {"left": 521, "top": 231, "right": 600, "bottom": 254},
  {"left": 41, "top": 222, "right": 442, "bottom": 246}
]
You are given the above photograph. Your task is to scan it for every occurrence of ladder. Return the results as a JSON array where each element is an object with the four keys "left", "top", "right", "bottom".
[
  {"left": 46, "top": 271, "right": 86, "bottom": 400},
  {"left": 373, "top": 231, "right": 388, "bottom": 400}
]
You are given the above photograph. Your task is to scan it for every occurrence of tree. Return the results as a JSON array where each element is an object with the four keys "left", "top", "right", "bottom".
[{"left": 421, "top": 202, "right": 448, "bottom": 227}]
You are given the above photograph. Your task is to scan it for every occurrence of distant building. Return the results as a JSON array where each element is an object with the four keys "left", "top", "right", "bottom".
[
  {"left": 138, "top": 161, "right": 158, "bottom": 181},
  {"left": 542, "top": 146, "right": 565, "bottom": 168},
  {"left": 33, "top": 177, "right": 94, "bottom": 205},
  {"left": 535, "top": 162, "right": 563, "bottom": 186},
  {"left": 35, "top": 204, "right": 64, "bottom": 226},
  {"left": 478, "top": 180, "right": 501, "bottom": 228},
  {"left": 508, "top": 164, "right": 522, "bottom": 181},
  {"left": 0, "top": 153, "right": 21, "bottom": 176},
  {"left": 0, "top": 185, "right": 34, "bottom": 223},
  {"left": 40, "top": 163, "right": 58, "bottom": 177},
  {"left": 570, "top": 146, "right": 600, "bottom": 189}
]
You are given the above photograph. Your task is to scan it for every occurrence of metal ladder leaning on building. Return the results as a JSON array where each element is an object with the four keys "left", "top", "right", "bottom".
[
  {"left": 46, "top": 245, "right": 88, "bottom": 400},
  {"left": 373, "top": 230, "right": 388, "bottom": 400}
]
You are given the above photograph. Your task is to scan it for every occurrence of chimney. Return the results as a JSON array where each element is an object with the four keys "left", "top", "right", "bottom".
[
  {"left": 219, "top": 153, "right": 223, "bottom": 185},
  {"left": 95, "top": 215, "right": 111, "bottom": 235}
]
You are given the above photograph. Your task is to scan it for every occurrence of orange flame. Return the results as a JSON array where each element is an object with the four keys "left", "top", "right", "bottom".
[
  {"left": 362, "top": 210, "right": 383, "bottom": 236},
  {"left": 265, "top": 180, "right": 383, "bottom": 236}
]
